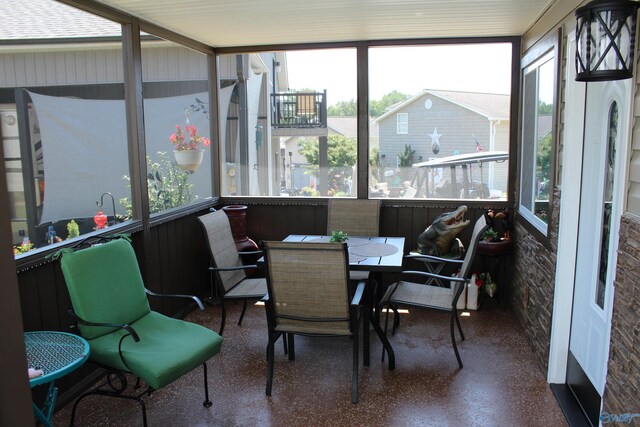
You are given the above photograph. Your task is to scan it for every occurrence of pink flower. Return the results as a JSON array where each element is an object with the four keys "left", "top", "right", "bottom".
[{"left": 170, "top": 123, "right": 210, "bottom": 151}]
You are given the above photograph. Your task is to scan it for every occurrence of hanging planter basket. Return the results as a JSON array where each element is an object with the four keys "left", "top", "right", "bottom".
[{"left": 174, "top": 149, "right": 204, "bottom": 173}]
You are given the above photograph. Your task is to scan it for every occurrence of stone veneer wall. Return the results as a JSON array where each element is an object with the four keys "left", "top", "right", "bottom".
[
  {"left": 511, "top": 187, "right": 560, "bottom": 372},
  {"left": 603, "top": 215, "right": 640, "bottom": 415}
]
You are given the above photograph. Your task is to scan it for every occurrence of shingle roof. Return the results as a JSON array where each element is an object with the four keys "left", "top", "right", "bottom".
[
  {"left": 0, "top": 0, "right": 121, "bottom": 41},
  {"left": 328, "top": 117, "right": 378, "bottom": 138},
  {"left": 375, "top": 89, "right": 511, "bottom": 122},
  {"left": 427, "top": 89, "right": 511, "bottom": 120}
]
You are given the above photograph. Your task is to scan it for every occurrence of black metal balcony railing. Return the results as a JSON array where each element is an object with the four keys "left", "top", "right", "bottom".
[{"left": 271, "top": 91, "right": 327, "bottom": 128}]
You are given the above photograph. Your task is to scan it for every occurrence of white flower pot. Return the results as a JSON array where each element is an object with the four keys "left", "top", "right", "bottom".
[{"left": 174, "top": 149, "right": 204, "bottom": 173}]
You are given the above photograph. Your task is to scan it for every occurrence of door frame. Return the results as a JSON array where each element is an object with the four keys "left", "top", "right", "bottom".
[
  {"left": 548, "top": 29, "right": 633, "bottom": 401},
  {"left": 548, "top": 30, "right": 584, "bottom": 384}
]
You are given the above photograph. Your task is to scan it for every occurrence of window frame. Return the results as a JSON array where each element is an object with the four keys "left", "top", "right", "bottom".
[
  {"left": 5, "top": 3, "right": 522, "bottom": 267},
  {"left": 396, "top": 112, "right": 408, "bottom": 134},
  {"left": 10, "top": 1, "right": 219, "bottom": 266},
  {"left": 517, "top": 29, "right": 560, "bottom": 243},
  {"left": 215, "top": 38, "right": 519, "bottom": 202}
]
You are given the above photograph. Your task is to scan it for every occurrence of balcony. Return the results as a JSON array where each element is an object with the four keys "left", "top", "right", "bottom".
[{"left": 271, "top": 91, "right": 328, "bottom": 137}]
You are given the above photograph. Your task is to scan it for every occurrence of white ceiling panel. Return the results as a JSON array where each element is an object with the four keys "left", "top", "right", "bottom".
[{"left": 94, "top": 0, "right": 556, "bottom": 47}]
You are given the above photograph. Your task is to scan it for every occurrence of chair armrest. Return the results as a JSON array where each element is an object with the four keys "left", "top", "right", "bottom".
[
  {"left": 144, "top": 288, "right": 205, "bottom": 310},
  {"left": 405, "top": 253, "right": 463, "bottom": 264},
  {"left": 68, "top": 310, "right": 140, "bottom": 342},
  {"left": 209, "top": 265, "right": 258, "bottom": 272},
  {"left": 351, "top": 281, "right": 366, "bottom": 306},
  {"left": 400, "top": 270, "right": 467, "bottom": 283},
  {"left": 239, "top": 250, "right": 263, "bottom": 257}
]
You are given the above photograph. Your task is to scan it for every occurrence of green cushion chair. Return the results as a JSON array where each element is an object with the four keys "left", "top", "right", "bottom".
[{"left": 60, "top": 238, "right": 223, "bottom": 426}]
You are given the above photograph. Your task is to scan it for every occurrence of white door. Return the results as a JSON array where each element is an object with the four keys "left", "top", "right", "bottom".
[{"left": 569, "top": 78, "right": 631, "bottom": 398}]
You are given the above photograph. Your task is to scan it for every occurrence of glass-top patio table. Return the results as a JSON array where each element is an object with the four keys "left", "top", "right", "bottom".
[
  {"left": 266, "top": 235, "right": 406, "bottom": 370},
  {"left": 25, "top": 331, "right": 90, "bottom": 427}
]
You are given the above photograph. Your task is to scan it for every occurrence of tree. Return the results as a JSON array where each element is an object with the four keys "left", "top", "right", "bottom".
[
  {"left": 369, "top": 147, "right": 384, "bottom": 183},
  {"left": 538, "top": 101, "right": 553, "bottom": 115},
  {"left": 298, "top": 135, "right": 357, "bottom": 194},
  {"left": 397, "top": 144, "right": 416, "bottom": 182},
  {"left": 536, "top": 133, "right": 552, "bottom": 199},
  {"left": 328, "top": 99, "right": 357, "bottom": 116},
  {"left": 326, "top": 91, "right": 411, "bottom": 117},
  {"left": 370, "top": 90, "right": 411, "bottom": 117},
  {"left": 398, "top": 144, "right": 415, "bottom": 167}
]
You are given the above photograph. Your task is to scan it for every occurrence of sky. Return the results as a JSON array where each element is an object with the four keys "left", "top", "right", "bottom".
[{"left": 286, "top": 44, "right": 513, "bottom": 106}]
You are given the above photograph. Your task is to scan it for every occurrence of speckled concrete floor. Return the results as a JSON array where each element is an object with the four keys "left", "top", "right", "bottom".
[{"left": 53, "top": 301, "right": 567, "bottom": 426}]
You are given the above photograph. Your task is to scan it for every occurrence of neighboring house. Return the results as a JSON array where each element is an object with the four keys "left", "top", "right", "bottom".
[
  {"left": 281, "top": 116, "right": 378, "bottom": 194},
  {"left": 375, "top": 89, "right": 510, "bottom": 195}
]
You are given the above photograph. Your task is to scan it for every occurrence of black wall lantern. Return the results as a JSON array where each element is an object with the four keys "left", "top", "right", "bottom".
[{"left": 576, "top": 0, "right": 639, "bottom": 81}]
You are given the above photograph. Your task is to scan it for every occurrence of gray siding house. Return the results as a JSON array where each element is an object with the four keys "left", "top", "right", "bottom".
[{"left": 375, "top": 89, "right": 510, "bottom": 196}]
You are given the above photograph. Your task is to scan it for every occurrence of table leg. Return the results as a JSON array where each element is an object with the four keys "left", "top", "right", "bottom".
[
  {"left": 367, "top": 273, "right": 395, "bottom": 370},
  {"left": 363, "top": 307, "right": 370, "bottom": 367},
  {"left": 33, "top": 403, "right": 52, "bottom": 427},
  {"left": 32, "top": 381, "right": 57, "bottom": 427},
  {"left": 422, "top": 260, "right": 446, "bottom": 286},
  {"left": 370, "top": 315, "right": 395, "bottom": 370}
]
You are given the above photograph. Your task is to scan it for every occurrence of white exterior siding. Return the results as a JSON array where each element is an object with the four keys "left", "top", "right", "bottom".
[
  {"left": 0, "top": 46, "right": 209, "bottom": 87},
  {"left": 378, "top": 93, "right": 493, "bottom": 164},
  {"left": 0, "top": 48, "right": 124, "bottom": 86}
]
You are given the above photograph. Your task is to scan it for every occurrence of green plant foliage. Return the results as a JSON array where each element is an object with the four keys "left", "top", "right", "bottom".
[
  {"left": 298, "top": 135, "right": 356, "bottom": 195},
  {"left": 329, "top": 230, "right": 348, "bottom": 243},
  {"left": 481, "top": 227, "right": 499, "bottom": 242},
  {"left": 328, "top": 99, "right": 357, "bottom": 116},
  {"left": 398, "top": 144, "right": 415, "bottom": 167},
  {"left": 369, "top": 90, "right": 411, "bottom": 117},
  {"left": 120, "top": 152, "right": 195, "bottom": 219},
  {"left": 66, "top": 220, "right": 80, "bottom": 239},
  {"left": 327, "top": 91, "right": 411, "bottom": 117},
  {"left": 536, "top": 132, "right": 552, "bottom": 199},
  {"left": 301, "top": 186, "right": 320, "bottom": 196},
  {"left": 13, "top": 240, "right": 34, "bottom": 256}
]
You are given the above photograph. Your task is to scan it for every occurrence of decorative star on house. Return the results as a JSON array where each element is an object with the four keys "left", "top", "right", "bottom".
[{"left": 430, "top": 128, "right": 442, "bottom": 154}]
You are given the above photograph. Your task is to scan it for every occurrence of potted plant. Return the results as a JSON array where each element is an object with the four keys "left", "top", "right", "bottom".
[
  {"left": 169, "top": 123, "right": 210, "bottom": 173},
  {"left": 329, "top": 230, "right": 348, "bottom": 243},
  {"left": 478, "top": 209, "right": 513, "bottom": 255}
]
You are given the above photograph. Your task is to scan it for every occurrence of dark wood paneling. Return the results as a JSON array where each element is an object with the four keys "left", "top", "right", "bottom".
[{"left": 242, "top": 201, "right": 499, "bottom": 287}]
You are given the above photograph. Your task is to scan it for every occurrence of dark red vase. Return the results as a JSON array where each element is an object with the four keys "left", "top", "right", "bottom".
[{"left": 222, "top": 205, "right": 259, "bottom": 253}]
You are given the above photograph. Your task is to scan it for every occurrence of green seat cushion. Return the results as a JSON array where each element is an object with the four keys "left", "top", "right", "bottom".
[
  {"left": 61, "top": 239, "right": 151, "bottom": 339},
  {"left": 88, "top": 311, "right": 223, "bottom": 390}
]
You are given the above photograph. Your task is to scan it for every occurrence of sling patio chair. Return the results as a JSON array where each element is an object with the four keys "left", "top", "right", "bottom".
[
  {"left": 59, "top": 237, "right": 223, "bottom": 426},
  {"left": 198, "top": 209, "right": 268, "bottom": 335},
  {"left": 380, "top": 214, "right": 488, "bottom": 369},
  {"left": 326, "top": 198, "right": 382, "bottom": 283},
  {"left": 261, "top": 240, "right": 368, "bottom": 403}
]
